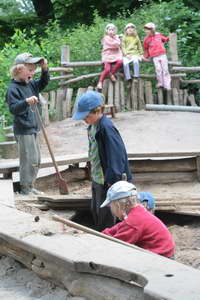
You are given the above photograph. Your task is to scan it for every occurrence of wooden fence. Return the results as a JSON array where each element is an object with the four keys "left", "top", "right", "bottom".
[{"left": 39, "top": 33, "right": 199, "bottom": 125}]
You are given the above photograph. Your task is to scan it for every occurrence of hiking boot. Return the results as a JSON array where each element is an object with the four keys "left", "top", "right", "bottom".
[{"left": 20, "top": 185, "right": 31, "bottom": 195}]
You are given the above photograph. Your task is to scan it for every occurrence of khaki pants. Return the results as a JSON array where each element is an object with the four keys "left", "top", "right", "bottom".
[{"left": 15, "top": 133, "right": 41, "bottom": 188}]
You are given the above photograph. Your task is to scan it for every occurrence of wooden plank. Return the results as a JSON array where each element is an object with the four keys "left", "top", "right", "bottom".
[
  {"left": 38, "top": 195, "right": 91, "bottom": 203},
  {"left": 40, "top": 93, "right": 49, "bottom": 126},
  {"left": 183, "top": 89, "right": 188, "bottom": 106},
  {"left": 0, "top": 179, "right": 15, "bottom": 207},
  {"left": 134, "top": 171, "right": 196, "bottom": 184},
  {"left": 196, "top": 156, "right": 200, "bottom": 181},
  {"left": 129, "top": 157, "right": 196, "bottom": 173},
  {"left": 166, "top": 89, "right": 173, "bottom": 105},
  {"left": 144, "top": 81, "right": 153, "bottom": 104},
  {"left": 64, "top": 88, "right": 73, "bottom": 118},
  {"left": 179, "top": 89, "right": 184, "bottom": 106},
  {"left": 49, "top": 90, "right": 56, "bottom": 110}
]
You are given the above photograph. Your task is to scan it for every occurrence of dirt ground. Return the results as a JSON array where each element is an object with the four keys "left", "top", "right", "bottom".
[{"left": 38, "top": 110, "right": 200, "bottom": 271}]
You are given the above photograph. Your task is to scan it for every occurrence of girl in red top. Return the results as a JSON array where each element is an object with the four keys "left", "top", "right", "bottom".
[
  {"left": 101, "top": 181, "right": 175, "bottom": 258},
  {"left": 143, "top": 22, "right": 171, "bottom": 90},
  {"left": 97, "top": 24, "right": 123, "bottom": 90}
]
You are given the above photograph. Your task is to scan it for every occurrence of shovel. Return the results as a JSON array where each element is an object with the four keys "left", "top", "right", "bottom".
[{"left": 34, "top": 105, "right": 69, "bottom": 194}]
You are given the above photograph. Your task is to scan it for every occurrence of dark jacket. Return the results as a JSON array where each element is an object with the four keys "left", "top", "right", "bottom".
[
  {"left": 92, "top": 114, "right": 132, "bottom": 185},
  {"left": 6, "top": 70, "right": 49, "bottom": 135}
]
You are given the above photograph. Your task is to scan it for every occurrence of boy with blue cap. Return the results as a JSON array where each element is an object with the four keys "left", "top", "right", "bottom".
[
  {"left": 101, "top": 181, "right": 175, "bottom": 258},
  {"left": 72, "top": 91, "right": 132, "bottom": 231}
]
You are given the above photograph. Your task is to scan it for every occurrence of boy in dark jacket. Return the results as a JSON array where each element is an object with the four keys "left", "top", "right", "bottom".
[
  {"left": 6, "top": 52, "right": 49, "bottom": 195},
  {"left": 72, "top": 91, "right": 132, "bottom": 231}
]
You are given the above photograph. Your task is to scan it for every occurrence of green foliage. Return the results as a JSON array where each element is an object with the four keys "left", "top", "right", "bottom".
[{"left": 1, "top": 0, "right": 200, "bottom": 125}]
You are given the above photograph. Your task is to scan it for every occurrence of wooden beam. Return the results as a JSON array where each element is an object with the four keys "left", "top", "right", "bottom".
[{"left": 172, "top": 67, "right": 200, "bottom": 72}]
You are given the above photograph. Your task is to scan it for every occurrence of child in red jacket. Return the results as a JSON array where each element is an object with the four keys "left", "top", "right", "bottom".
[
  {"left": 143, "top": 22, "right": 171, "bottom": 90},
  {"left": 101, "top": 181, "right": 175, "bottom": 258}
]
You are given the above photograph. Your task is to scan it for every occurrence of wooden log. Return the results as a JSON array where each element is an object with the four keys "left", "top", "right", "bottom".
[
  {"left": 157, "top": 89, "right": 164, "bottom": 105},
  {"left": 129, "top": 157, "right": 196, "bottom": 173},
  {"left": 172, "top": 88, "right": 179, "bottom": 105},
  {"left": 59, "top": 73, "right": 100, "bottom": 86},
  {"left": 40, "top": 93, "right": 49, "bottom": 126},
  {"left": 61, "top": 45, "right": 70, "bottom": 64},
  {"left": 138, "top": 79, "right": 145, "bottom": 110},
  {"left": 102, "top": 79, "right": 109, "bottom": 100},
  {"left": 131, "top": 80, "right": 138, "bottom": 111},
  {"left": 35, "top": 67, "right": 73, "bottom": 74},
  {"left": 181, "top": 79, "right": 200, "bottom": 84},
  {"left": 61, "top": 60, "right": 181, "bottom": 68},
  {"left": 72, "top": 87, "right": 86, "bottom": 115},
  {"left": 172, "top": 67, "right": 200, "bottom": 72},
  {"left": 134, "top": 171, "right": 196, "bottom": 184},
  {"left": 114, "top": 79, "right": 120, "bottom": 111},
  {"left": 56, "top": 89, "right": 66, "bottom": 121},
  {"left": 166, "top": 89, "right": 173, "bottom": 105},
  {"left": 107, "top": 81, "right": 114, "bottom": 105},
  {"left": 188, "top": 94, "right": 197, "bottom": 106},
  {"left": 144, "top": 81, "right": 153, "bottom": 104},
  {"left": 145, "top": 104, "right": 200, "bottom": 113},
  {"left": 119, "top": 80, "right": 125, "bottom": 110},
  {"left": 64, "top": 88, "right": 73, "bottom": 118},
  {"left": 50, "top": 74, "right": 74, "bottom": 81},
  {"left": 179, "top": 89, "right": 184, "bottom": 106},
  {"left": 141, "top": 73, "right": 186, "bottom": 78},
  {"left": 169, "top": 33, "right": 178, "bottom": 62},
  {"left": 49, "top": 90, "right": 56, "bottom": 110}
]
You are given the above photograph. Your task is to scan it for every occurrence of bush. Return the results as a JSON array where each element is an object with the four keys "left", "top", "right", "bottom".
[{"left": 1, "top": 1, "right": 200, "bottom": 124}]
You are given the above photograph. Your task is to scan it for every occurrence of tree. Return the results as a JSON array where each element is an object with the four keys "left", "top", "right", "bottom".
[{"left": 31, "top": 0, "right": 54, "bottom": 20}]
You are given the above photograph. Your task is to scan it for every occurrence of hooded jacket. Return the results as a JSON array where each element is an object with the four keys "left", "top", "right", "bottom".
[
  {"left": 90, "top": 115, "right": 132, "bottom": 185},
  {"left": 6, "top": 70, "right": 49, "bottom": 135}
]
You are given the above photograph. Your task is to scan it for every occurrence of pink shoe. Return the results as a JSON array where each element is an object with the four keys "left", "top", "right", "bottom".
[
  {"left": 110, "top": 74, "right": 116, "bottom": 82},
  {"left": 97, "top": 82, "right": 103, "bottom": 90}
]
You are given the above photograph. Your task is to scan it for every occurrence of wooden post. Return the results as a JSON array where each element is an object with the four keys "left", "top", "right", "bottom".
[
  {"left": 40, "top": 93, "right": 49, "bottom": 126},
  {"left": 157, "top": 88, "right": 164, "bottom": 105},
  {"left": 114, "top": 79, "right": 120, "bottom": 111},
  {"left": 56, "top": 89, "right": 66, "bottom": 121},
  {"left": 188, "top": 94, "right": 197, "bottom": 106},
  {"left": 179, "top": 89, "right": 184, "bottom": 106},
  {"left": 107, "top": 81, "right": 114, "bottom": 105},
  {"left": 63, "top": 88, "right": 73, "bottom": 118},
  {"left": 72, "top": 88, "right": 86, "bottom": 115},
  {"left": 166, "top": 90, "right": 173, "bottom": 105},
  {"left": 119, "top": 80, "right": 125, "bottom": 110},
  {"left": 144, "top": 81, "right": 153, "bottom": 104},
  {"left": 183, "top": 89, "right": 188, "bottom": 106},
  {"left": 138, "top": 79, "right": 145, "bottom": 110},
  {"left": 131, "top": 80, "right": 138, "bottom": 111},
  {"left": 102, "top": 79, "right": 109, "bottom": 103},
  {"left": 172, "top": 88, "right": 179, "bottom": 105},
  {"left": 169, "top": 33, "right": 180, "bottom": 89}
]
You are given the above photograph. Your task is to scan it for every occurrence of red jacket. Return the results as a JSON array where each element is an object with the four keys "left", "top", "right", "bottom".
[
  {"left": 143, "top": 33, "right": 169, "bottom": 58},
  {"left": 102, "top": 205, "right": 175, "bottom": 257}
]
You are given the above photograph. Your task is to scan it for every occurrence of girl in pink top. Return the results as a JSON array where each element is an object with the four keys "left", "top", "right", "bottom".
[
  {"left": 97, "top": 24, "right": 123, "bottom": 90},
  {"left": 143, "top": 22, "right": 171, "bottom": 90}
]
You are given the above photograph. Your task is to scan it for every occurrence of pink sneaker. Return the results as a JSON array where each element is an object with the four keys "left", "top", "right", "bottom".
[{"left": 97, "top": 82, "right": 103, "bottom": 90}]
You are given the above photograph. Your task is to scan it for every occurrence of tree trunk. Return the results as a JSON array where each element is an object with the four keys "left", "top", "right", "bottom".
[{"left": 31, "top": 0, "right": 54, "bottom": 20}]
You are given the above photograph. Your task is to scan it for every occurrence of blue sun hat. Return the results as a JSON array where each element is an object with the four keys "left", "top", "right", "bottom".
[
  {"left": 138, "top": 192, "right": 155, "bottom": 210},
  {"left": 101, "top": 181, "right": 137, "bottom": 208},
  {"left": 72, "top": 91, "right": 103, "bottom": 120}
]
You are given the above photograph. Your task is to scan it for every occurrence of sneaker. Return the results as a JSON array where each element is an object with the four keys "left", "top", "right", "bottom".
[
  {"left": 30, "top": 188, "right": 44, "bottom": 195},
  {"left": 110, "top": 74, "right": 116, "bottom": 82},
  {"left": 97, "top": 82, "right": 103, "bottom": 90}
]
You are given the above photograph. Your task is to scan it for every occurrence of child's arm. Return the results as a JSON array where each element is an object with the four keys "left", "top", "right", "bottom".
[
  {"left": 103, "top": 35, "right": 121, "bottom": 49},
  {"left": 33, "top": 58, "right": 50, "bottom": 92},
  {"left": 137, "top": 36, "right": 144, "bottom": 57},
  {"left": 160, "top": 34, "right": 169, "bottom": 43}
]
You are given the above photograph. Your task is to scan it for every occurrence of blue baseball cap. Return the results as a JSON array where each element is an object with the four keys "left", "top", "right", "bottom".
[
  {"left": 72, "top": 91, "right": 103, "bottom": 120},
  {"left": 101, "top": 181, "right": 137, "bottom": 208},
  {"left": 138, "top": 192, "right": 155, "bottom": 209}
]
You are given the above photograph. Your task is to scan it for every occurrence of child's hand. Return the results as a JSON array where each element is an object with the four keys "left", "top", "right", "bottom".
[
  {"left": 26, "top": 96, "right": 38, "bottom": 104},
  {"left": 141, "top": 56, "right": 151, "bottom": 62},
  {"left": 40, "top": 58, "right": 48, "bottom": 70}
]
